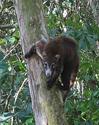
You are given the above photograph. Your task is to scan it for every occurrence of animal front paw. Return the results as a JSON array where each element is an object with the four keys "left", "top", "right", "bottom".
[{"left": 58, "top": 84, "right": 70, "bottom": 91}]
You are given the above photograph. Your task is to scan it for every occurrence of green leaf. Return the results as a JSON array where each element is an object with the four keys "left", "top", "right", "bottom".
[
  {"left": 86, "top": 120, "right": 93, "bottom": 125},
  {"left": 25, "top": 117, "right": 35, "bottom": 125},
  {"left": 0, "top": 61, "right": 8, "bottom": 75},
  {"left": 0, "top": 112, "right": 14, "bottom": 122},
  {"left": 5, "top": 36, "right": 16, "bottom": 44},
  {"left": 0, "top": 38, "right": 6, "bottom": 45},
  {"left": 13, "top": 30, "right": 20, "bottom": 39}
]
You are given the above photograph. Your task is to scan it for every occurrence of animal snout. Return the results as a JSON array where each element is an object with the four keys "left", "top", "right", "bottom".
[
  {"left": 46, "top": 73, "right": 51, "bottom": 78},
  {"left": 45, "top": 69, "right": 52, "bottom": 78}
]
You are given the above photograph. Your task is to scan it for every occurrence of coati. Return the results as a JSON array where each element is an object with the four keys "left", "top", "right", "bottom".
[{"left": 25, "top": 36, "right": 79, "bottom": 91}]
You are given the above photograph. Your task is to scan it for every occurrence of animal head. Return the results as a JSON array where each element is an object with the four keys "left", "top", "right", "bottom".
[{"left": 36, "top": 39, "right": 62, "bottom": 88}]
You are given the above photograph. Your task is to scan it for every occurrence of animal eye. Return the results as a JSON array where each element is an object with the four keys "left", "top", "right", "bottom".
[
  {"left": 51, "top": 63, "right": 55, "bottom": 69},
  {"left": 43, "top": 62, "right": 48, "bottom": 68}
]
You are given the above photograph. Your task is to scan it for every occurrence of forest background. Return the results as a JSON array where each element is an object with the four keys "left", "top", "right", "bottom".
[{"left": 0, "top": 0, "right": 99, "bottom": 125}]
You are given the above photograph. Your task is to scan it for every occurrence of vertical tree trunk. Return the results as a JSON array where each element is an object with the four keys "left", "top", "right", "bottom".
[{"left": 14, "top": 0, "right": 68, "bottom": 125}]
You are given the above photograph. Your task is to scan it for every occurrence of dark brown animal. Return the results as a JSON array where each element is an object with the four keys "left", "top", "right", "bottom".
[{"left": 25, "top": 36, "right": 79, "bottom": 91}]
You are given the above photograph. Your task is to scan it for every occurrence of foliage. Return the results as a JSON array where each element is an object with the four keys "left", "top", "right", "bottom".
[
  {"left": 0, "top": 29, "right": 34, "bottom": 124},
  {"left": 0, "top": 0, "right": 99, "bottom": 125},
  {"left": 65, "top": 86, "right": 99, "bottom": 125},
  {"left": 65, "top": 50, "right": 99, "bottom": 125}
]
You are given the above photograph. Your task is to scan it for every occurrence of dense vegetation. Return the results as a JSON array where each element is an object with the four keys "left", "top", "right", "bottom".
[{"left": 0, "top": 0, "right": 99, "bottom": 125}]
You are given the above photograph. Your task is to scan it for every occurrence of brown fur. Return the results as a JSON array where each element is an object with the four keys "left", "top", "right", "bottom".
[
  {"left": 25, "top": 36, "right": 79, "bottom": 91},
  {"left": 44, "top": 36, "right": 79, "bottom": 90}
]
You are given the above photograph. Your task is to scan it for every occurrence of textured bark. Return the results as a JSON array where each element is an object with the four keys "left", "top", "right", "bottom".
[{"left": 14, "top": 0, "right": 68, "bottom": 125}]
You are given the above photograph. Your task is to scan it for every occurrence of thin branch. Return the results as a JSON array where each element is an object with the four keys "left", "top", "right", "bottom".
[
  {"left": 0, "top": 24, "right": 17, "bottom": 29},
  {"left": 1, "top": 42, "right": 19, "bottom": 62},
  {"left": 11, "top": 78, "right": 27, "bottom": 125},
  {"left": 14, "top": 78, "right": 27, "bottom": 104}
]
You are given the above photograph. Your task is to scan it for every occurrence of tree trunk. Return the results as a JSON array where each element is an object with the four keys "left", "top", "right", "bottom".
[{"left": 14, "top": 0, "right": 68, "bottom": 125}]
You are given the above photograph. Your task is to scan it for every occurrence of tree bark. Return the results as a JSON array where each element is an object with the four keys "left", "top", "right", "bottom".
[{"left": 14, "top": 0, "right": 68, "bottom": 125}]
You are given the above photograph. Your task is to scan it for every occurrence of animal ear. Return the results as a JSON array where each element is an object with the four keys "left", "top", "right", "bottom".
[
  {"left": 36, "top": 39, "right": 47, "bottom": 60},
  {"left": 25, "top": 38, "right": 47, "bottom": 59},
  {"left": 55, "top": 54, "right": 60, "bottom": 62}
]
